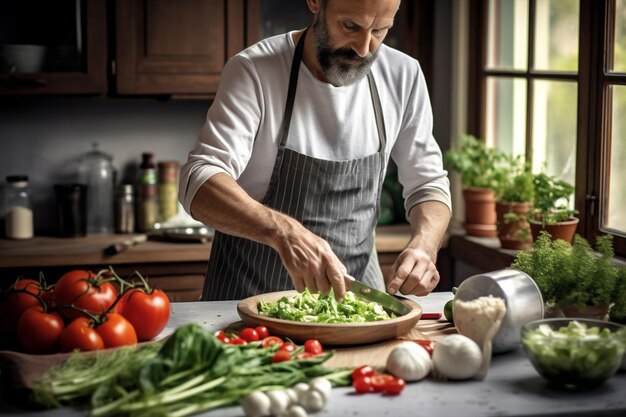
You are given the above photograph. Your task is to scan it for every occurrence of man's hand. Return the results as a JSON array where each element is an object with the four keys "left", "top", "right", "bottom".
[
  {"left": 386, "top": 200, "right": 451, "bottom": 296},
  {"left": 387, "top": 247, "right": 439, "bottom": 296},
  {"left": 272, "top": 218, "right": 348, "bottom": 300}
]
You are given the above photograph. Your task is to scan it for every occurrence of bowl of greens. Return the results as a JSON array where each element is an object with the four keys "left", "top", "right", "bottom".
[
  {"left": 521, "top": 318, "right": 626, "bottom": 390},
  {"left": 237, "top": 289, "right": 422, "bottom": 345}
]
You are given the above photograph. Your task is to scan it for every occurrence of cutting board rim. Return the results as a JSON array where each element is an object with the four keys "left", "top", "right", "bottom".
[{"left": 236, "top": 290, "right": 422, "bottom": 345}]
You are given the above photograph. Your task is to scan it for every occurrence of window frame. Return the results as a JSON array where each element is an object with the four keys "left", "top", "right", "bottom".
[{"left": 468, "top": 0, "right": 626, "bottom": 257}]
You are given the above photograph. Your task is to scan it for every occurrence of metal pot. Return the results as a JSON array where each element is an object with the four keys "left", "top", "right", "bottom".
[{"left": 454, "top": 268, "right": 544, "bottom": 353}]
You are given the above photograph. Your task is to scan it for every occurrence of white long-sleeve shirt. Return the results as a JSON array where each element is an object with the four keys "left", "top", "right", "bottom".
[{"left": 180, "top": 31, "right": 451, "bottom": 218}]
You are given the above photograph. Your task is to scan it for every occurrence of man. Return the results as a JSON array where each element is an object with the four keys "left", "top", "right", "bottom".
[{"left": 179, "top": 0, "right": 451, "bottom": 301}]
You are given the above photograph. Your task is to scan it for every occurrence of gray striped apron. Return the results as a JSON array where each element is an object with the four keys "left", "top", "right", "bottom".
[{"left": 201, "top": 29, "right": 387, "bottom": 301}]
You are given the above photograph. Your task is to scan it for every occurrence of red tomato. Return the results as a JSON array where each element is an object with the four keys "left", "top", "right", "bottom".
[
  {"left": 353, "top": 376, "right": 373, "bottom": 394},
  {"left": 261, "top": 336, "right": 283, "bottom": 348},
  {"left": 17, "top": 306, "right": 65, "bottom": 354},
  {"left": 4, "top": 279, "right": 42, "bottom": 333},
  {"left": 414, "top": 340, "right": 434, "bottom": 356},
  {"left": 59, "top": 317, "right": 105, "bottom": 352},
  {"left": 271, "top": 350, "right": 291, "bottom": 363},
  {"left": 94, "top": 313, "right": 137, "bottom": 348},
  {"left": 229, "top": 337, "right": 247, "bottom": 345},
  {"left": 255, "top": 326, "right": 269, "bottom": 339},
  {"left": 239, "top": 327, "right": 260, "bottom": 342},
  {"left": 55, "top": 270, "right": 118, "bottom": 320},
  {"left": 119, "top": 288, "right": 170, "bottom": 341},
  {"left": 382, "top": 377, "right": 406, "bottom": 396},
  {"left": 304, "top": 339, "right": 323, "bottom": 355},
  {"left": 215, "top": 330, "right": 230, "bottom": 343},
  {"left": 371, "top": 373, "right": 397, "bottom": 392},
  {"left": 352, "top": 365, "right": 376, "bottom": 381},
  {"left": 295, "top": 352, "right": 319, "bottom": 360},
  {"left": 279, "top": 342, "right": 296, "bottom": 353}
]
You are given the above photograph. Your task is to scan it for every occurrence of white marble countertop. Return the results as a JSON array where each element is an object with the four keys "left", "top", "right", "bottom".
[{"left": 3, "top": 291, "right": 626, "bottom": 417}]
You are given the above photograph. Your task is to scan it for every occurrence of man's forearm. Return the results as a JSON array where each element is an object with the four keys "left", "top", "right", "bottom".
[
  {"left": 190, "top": 172, "right": 291, "bottom": 250},
  {"left": 406, "top": 200, "right": 452, "bottom": 262}
]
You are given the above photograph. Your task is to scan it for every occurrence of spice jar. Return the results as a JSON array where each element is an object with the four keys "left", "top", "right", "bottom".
[
  {"left": 78, "top": 143, "right": 114, "bottom": 234},
  {"left": 115, "top": 184, "right": 135, "bottom": 234},
  {"left": 158, "top": 161, "right": 179, "bottom": 223},
  {"left": 4, "top": 175, "right": 34, "bottom": 239},
  {"left": 136, "top": 152, "right": 158, "bottom": 232}
]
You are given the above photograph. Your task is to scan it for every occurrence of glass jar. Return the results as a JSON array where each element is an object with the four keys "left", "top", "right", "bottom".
[
  {"left": 115, "top": 184, "right": 135, "bottom": 234},
  {"left": 4, "top": 175, "right": 33, "bottom": 239},
  {"left": 78, "top": 143, "right": 114, "bottom": 234},
  {"left": 158, "top": 161, "right": 179, "bottom": 223}
]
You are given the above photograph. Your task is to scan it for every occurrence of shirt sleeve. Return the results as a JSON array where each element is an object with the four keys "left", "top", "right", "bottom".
[
  {"left": 178, "top": 55, "right": 263, "bottom": 216},
  {"left": 391, "top": 63, "right": 452, "bottom": 219}
]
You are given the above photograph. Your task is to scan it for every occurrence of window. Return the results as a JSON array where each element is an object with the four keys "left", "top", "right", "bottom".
[{"left": 469, "top": 0, "right": 626, "bottom": 257}]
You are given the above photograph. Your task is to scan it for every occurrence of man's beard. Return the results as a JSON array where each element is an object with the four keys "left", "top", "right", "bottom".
[{"left": 311, "top": 9, "right": 377, "bottom": 86}]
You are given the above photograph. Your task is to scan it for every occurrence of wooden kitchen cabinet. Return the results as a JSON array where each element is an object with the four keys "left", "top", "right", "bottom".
[
  {"left": 115, "top": 0, "right": 245, "bottom": 96},
  {"left": 0, "top": 0, "right": 107, "bottom": 95}
]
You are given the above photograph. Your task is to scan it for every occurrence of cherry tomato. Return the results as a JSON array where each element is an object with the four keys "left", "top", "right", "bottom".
[
  {"left": 255, "top": 326, "right": 269, "bottom": 339},
  {"left": 353, "top": 376, "right": 373, "bottom": 394},
  {"left": 215, "top": 330, "right": 230, "bottom": 343},
  {"left": 54, "top": 270, "right": 118, "bottom": 320},
  {"left": 261, "top": 336, "right": 283, "bottom": 348},
  {"left": 371, "top": 373, "right": 397, "bottom": 392},
  {"left": 382, "top": 377, "right": 406, "bottom": 396},
  {"left": 271, "top": 350, "right": 291, "bottom": 363},
  {"left": 3, "top": 278, "right": 41, "bottom": 333},
  {"left": 94, "top": 313, "right": 137, "bottom": 348},
  {"left": 17, "top": 306, "right": 65, "bottom": 354},
  {"left": 119, "top": 288, "right": 170, "bottom": 341},
  {"left": 279, "top": 342, "right": 296, "bottom": 352},
  {"left": 239, "top": 327, "right": 260, "bottom": 342},
  {"left": 295, "top": 352, "right": 319, "bottom": 360},
  {"left": 60, "top": 317, "right": 105, "bottom": 352},
  {"left": 352, "top": 365, "right": 376, "bottom": 381},
  {"left": 414, "top": 340, "right": 434, "bottom": 355},
  {"left": 229, "top": 337, "right": 247, "bottom": 345},
  {"left": 303, "top": 339, "right": 323, "bottom": 355}
]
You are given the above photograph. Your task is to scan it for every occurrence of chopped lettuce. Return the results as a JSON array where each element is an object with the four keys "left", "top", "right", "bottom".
[
  {"left": 258, "top": 289, "right": 395, "bottom": 323},
  {"left": 522, "top": 320, "right": 626, "bottom": 387}
]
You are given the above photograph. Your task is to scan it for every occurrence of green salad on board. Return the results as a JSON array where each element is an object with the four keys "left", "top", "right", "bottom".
[{"left": 258, "top": 288, "right": 395, "bottom": 323}]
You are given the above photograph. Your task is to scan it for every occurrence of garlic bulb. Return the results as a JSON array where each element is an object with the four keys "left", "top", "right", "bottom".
[
  {"left": 431, "top": 334, "right": 482, "bottom": 380},
  {"left": 386, "top": 341, "right": 433, "bottom": 381}
]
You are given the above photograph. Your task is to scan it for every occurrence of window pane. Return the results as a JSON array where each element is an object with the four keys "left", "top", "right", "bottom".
[
  {"left": 604, "top": 86, "right": 626, "bottom": 234},
  {"left": 531, "top": 80, "right": 577, "bottom": 187},
  {"left": 485, "top": 77, "right": 527, "bottom": 155},
  {"left": 533, "top": 0, "right": 579, "bottom": 71},
  {"left": 486, "top": 0, "right": 529, "bottom": 70},
  {"left": 614, "top": 0, "right": 626, "bottom": 72}
]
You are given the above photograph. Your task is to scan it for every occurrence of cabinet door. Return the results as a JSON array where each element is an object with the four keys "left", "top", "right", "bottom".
[
  {"left": 0, "top": 0, "right": 107, "bottom": 95},
  {"left": 115, "top": 0, "right": 245, "bottom": 96}
]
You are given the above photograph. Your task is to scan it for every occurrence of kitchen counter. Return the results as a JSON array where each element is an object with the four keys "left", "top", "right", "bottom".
[{"left": 3, "top": 292, "right": 625, "bottom": 417}]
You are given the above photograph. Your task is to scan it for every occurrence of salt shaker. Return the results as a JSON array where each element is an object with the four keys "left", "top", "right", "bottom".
[
  {"left": 115, "top": 184, "right": 135, "bottom": 234},
  {"left": 4, "top": 175, "right": 34, "bottom": 239}
]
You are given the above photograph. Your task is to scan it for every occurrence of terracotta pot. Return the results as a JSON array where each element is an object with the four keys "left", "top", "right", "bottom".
[
  {"left": 559, "top": 304, "right": 610, "bottom": 321},
  {"left": 529, "top": 217, "right": 579, "bottom": 243},
  {"left": 463, "top": 187, "right": 497, "bottom": 237},
  {"left": 496, "top": 201, "right": 533, "bottom": 250}
]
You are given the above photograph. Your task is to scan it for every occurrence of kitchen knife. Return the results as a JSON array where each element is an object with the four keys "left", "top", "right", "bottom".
[{"left": 344, "top": 275, "right": 412, "bottom": 316}]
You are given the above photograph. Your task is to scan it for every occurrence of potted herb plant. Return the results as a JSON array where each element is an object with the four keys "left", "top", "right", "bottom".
[
  {"left": 528, "top": 172, "right": 578, "bottom": 243},
  {"left": 444, "top": 134, "right": 508, "bottom": 237},
  {"left": 511, "top": 232, "right": 623, "bottom": 319},
  {"left": 495, "top": 157, "right": 535, "bottom": 250}
]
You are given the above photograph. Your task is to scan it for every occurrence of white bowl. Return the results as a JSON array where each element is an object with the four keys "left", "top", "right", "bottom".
[{"left": 0, "top": 44, "right": 46, "bottom": 73}]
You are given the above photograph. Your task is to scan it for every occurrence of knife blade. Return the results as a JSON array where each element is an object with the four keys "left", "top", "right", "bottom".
[{"left": 344, "top": 275, "right": 412, "bottom": 316}]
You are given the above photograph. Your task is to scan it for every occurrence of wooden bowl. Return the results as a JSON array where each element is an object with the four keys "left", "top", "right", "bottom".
[{"left": 236, "top": 290, "right": 422, "bottom": 346}]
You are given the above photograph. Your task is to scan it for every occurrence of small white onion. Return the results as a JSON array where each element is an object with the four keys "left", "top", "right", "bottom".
[
  {"left": 282, "top": 404, "right": 309, "bottom": 417},
  {"left": 266, "top": 390, "right": 291, "bottom": 416},
  {"left": 301, "top": 388, "right": 326, "bottom": 413},
  {"left": 308, "top": 377, "right": 332, "bottom": 402},
  {"left": 242, "top": 391, "right": 271, "bottom": 417}
]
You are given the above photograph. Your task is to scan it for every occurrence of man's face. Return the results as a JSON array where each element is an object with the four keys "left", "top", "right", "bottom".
[{"left": 310, "top": 0, "right": 399, "bottom": 86}]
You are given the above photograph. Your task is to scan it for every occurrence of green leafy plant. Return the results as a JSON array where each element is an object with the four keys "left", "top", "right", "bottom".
[
  {"left": 497, "top": 156, "right": 535, "bottom": 203},
  {"left": 530, "top": 173, "right": 578, "bottom": 226},
  {"left": 444, "top": 134, "right": 509, "bottom": 191},
  {"left": 511, "top": 233, "right": 622, "bottom": 310},
  {"left": 610, "top": 267, "right": 626, "bottom": 323}
]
